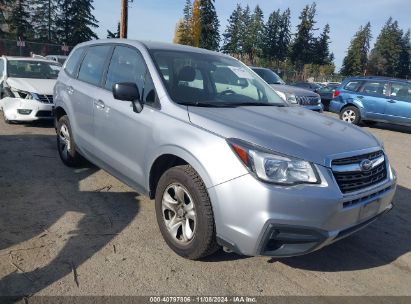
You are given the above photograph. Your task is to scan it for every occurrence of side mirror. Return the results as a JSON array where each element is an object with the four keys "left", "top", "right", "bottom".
[{"left": 113, "top": 82, "right": 143, "bottom": 113}]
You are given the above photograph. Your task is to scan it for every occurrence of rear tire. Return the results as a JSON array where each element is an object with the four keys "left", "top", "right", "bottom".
[
  {"left": 340, "top": 106, "right": 361, "bottom": 125},
  {"left": 56, "top": 115, "right": 83, "bottom": 167},
  {"left": 155, "top": 165, "right": 219, "bottom": 260}
]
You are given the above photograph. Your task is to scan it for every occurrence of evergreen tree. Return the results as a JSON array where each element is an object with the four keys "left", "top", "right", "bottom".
[
  {"left": 32, "top": 0, "right": 59, "bottom": 43},
  {"left": 239, "top": 5, "right": 252, "bottom": 60},
  {"left": 247, "top": 5, "right": 264, "bottom": 63},
  {"left": 398, "top": 29, "right": 411, "bottom": 78},
  {"left": 289, "top": 3, "right": 317, "bottom": 67},
  {"left": 313, "top": 24, "right": 331, "bottom": 65},
  {"left": 8, "top": 0, "right": 33, "bottom": 40},
  {"left": 222, "top": 4, "right": 243, "bottom": 56},
  {"left": 367, "top": 18, "right": 408, "bottom": 77},
  {"left": 262, "top": 9, "right": 281, "bottom": 61},
  {"left": 57, "top": 0, "right": 98, "bottom": 46},
  {"left": 107, "top": 22, "right": 120, "bottom": 38},
  {"left": 199, "top": 0, "right": 220, "bottom": 51},
  {"left": 340, "top": 22, "right": 372, "bottom": 76},
  {"left": 277, "top": 8, "right": 291, "bottom": 62}
]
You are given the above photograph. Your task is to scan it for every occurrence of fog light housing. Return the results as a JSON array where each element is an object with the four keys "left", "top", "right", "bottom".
[{"left": 17, "top": 109, "right": 32, "bottom": 115}]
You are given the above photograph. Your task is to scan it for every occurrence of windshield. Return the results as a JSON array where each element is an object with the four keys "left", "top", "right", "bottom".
[
  {"left": 7, "top": 60, "right": 61, "bottom": 79},
  {"left": 150, "top": 50, "right": 286, "bottom": 107},
  {"left": 253, "top": 68, "right": 285, "bottom": 85}
]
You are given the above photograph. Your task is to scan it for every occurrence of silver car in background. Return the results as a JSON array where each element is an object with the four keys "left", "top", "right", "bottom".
[{"left": 54, "top": 40, "right": 397, "bottom": 260}]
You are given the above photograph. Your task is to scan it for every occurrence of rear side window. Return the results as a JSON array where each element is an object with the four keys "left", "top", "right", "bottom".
[
  {"left": 65, "top": 48, "right": 84, "bottom": 78},
  {"left": 390, "top": 83, "right": 411, "bottom": 101},
  {"left": 78, "top": 45, "right": 111, "bottom": 86},
  {"left": 104, "top": 46, "right": 146, "bottom": 92},
  {"left": 344, "top": 81, "right": 363, "bottom": 92},
  {"left": 361, "top": 81, "right": 388, "bottom": 96}
]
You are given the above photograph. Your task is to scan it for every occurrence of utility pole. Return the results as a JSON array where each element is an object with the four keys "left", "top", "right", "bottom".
[{"left": 120, "top": 0, "right": 128, "bottom": 38}]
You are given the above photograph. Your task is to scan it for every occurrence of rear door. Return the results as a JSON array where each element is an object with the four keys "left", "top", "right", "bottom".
[
  {"left": 357, "top": 80, "right": 389, "bottom": 120},
  {"left": 93, "top": 45, "right": 158, "bottom": 189},
  {"left": 384, "top": 82, "right": 411, "bottom": 125},
  {"left": 70, "top": 45, "right": 112, "bottom": 155}
]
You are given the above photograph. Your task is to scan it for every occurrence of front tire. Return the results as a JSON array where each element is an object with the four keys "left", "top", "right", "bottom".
[
  {"left": 340, "top": 106, "right": 361, "bottom": 125},
  {"left": 155, "top": 165, "right": 219, "bottom": 260},
  {"left": 56, "top": 115, "right": 83, "bottom": 167}
]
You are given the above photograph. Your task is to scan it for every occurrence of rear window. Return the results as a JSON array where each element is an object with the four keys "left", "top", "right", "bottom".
[
  {"left": 390, "top": 83, "right": 411, "bottom": 100},
  {"left": 343, "top": 80, "right": 363, "bottom": 92},
  {"left": 65, "top": 48, "right": 85, "bottom": 78}
]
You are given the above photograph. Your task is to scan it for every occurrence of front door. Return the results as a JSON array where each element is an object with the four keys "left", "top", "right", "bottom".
[{"left": 93, "top": 45, "right": 158, "bottom": 190}]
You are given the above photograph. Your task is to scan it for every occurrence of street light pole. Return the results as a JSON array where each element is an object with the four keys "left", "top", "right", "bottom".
[{"left": 120, "top": 0, "right": 128, "bottom": 38}]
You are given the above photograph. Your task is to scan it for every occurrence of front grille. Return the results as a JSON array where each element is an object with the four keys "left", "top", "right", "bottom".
[
  {"left": 37, "top": 94, "right": 54, "bottom": 104},
  {"left": 332, "top": 150, "right": 387, "bottom": 194},
  {"left": 297, "top": 96, "right": 319, "bottom": 105}
]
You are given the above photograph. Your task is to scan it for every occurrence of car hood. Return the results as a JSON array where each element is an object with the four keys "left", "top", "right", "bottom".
[
  {"left": 6, "top": 78, "right": 56, "bottom": 95},
  {"left": 188, "top": 106, "right": 380, "bottom": 167},
  {"left": 270, "top": 84, "right": 318, "bottom": 97}
]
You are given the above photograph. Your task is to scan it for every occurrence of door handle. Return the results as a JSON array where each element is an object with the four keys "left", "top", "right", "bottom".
[
  {"left": 387, "top": 99, "right": 396, "bottom": 103},
  {"left": 94, "top": 99, "right": 105, "bottom": 109},
  {"left": 67, "top": 86, "right": 74, "bottom": 95}
]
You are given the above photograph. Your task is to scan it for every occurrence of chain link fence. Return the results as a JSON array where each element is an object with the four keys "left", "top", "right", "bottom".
[{"left": 0, "top": 38, "right": 72, "bottom": 57}]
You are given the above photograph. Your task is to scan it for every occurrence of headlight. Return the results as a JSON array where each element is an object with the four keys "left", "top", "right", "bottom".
[
  {"left": 10, "top": 88, "right": 37, "bottom": 100},
  {"left": 228, "top": 139, "right": 320, "bottom": 185},
  {"left": 274, "top": 91, "right": 298, "bottom": 104}
]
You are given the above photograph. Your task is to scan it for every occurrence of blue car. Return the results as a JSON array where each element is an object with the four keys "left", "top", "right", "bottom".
[{"left": 330, "top": 76, "right": 411, "bottom": 126}]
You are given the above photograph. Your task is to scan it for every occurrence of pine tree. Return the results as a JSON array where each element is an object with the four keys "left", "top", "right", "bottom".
[
  {"left": 8, "top": 0, "right": 33, "bottom": 40},
  {"left": 32, "top": 0, "right": 59, "bottom": 43},
  {"left": 277, "top": 8, "right": 291, "bottom": 63},
  {"left": 240, "top": 5, "right": 252, "bottom": 60},
  {"left": 313, "top": 24, "right": 331, "bottom": 65},
  {"left": 340, "top": 22, "right": 372, "bottom": 76},
  {"left": 262, "top": 9, "right": 281, "bottom": 61},
  {"left": 57, "top": 0, "right": 98, "bottom": 46},
  {"left": 222, "top": 4, "right": 243, "bottom": 56},
  {"left": 177, "top": 0, "right": 193, "bottom": 45},
  {"left": 398, "top": 29, "right": 410, "bottom": 78},
  {"left": 247, "top": 5, "right": 264, "bottom": 64},
  {"left": 289, "top": 3, "right": 317, "bottom": 67},
  {"left": 107, "top": 22, "right": 120, "bottom": 38},
  {"left": 367, "top": 18, "right": 407, "bottom": 77},
  {"left": 199, "top": 0, "right": 220, "bottom": 51}
]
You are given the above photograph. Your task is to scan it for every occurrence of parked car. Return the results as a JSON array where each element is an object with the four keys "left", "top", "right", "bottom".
[
  {"left": 54, "top": 40, "right": 396, "bottom": 260},
  {"left": 46, "top": 55, "right": 68, "bottom": 65},
  {"left": 0, "top": 56, "right": 60, "bottom": 123},
  {"left": 251, "top": 67, "right": 323, "bottom": 112},
  {"left": 292, "top": 82, "right": 323, "bottom": 93},
  {"left": 318, "top": 83, "right": 339, "bottom": 111},
  {"left": 330, "top": 76, "right": 411, "bottom": 126}
]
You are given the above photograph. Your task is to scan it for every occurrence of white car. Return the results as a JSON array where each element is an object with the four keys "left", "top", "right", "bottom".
[{"left": 0, "top": 56, "right": 61, "bottom": 123}]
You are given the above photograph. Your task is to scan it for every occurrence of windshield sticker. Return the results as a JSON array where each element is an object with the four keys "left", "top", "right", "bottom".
[{"left": 228, "top": 66, "right": 253, "bottom": 79}]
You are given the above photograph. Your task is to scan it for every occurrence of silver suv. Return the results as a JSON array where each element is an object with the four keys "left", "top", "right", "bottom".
[{"left": 54, "top": 40, "right": 397, "bottom": 260}]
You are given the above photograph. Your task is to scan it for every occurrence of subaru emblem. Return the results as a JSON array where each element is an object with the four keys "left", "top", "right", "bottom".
[{"left": 360, "top": 159, "right": 373, "bottom": 171}]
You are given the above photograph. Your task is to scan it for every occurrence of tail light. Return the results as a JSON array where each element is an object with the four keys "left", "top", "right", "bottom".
[{"left": 333, "top": 90, "right": 340, "bottom": 99}]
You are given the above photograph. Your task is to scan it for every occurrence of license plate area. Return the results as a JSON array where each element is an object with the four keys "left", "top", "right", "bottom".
[{"left": 359, "top": 199, "right": 381, "bottom": 221}]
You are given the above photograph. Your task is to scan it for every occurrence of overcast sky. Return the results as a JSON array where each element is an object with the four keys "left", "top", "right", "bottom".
[{"left": 94, "top": 0, "right": 411, "bottom": 70}]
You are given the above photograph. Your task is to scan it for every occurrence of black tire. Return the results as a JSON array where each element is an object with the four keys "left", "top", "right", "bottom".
[
  {"left": 340, "top": 106, "right": 361, "bottom": 125},
  {"left": 56, "top": 115, "right": 83, "bottom": 167},
  {"left": 155, "top": 165, "right": 219, "bottom": 260}
]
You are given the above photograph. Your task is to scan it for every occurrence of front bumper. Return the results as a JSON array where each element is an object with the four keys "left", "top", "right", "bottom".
[
  {"left": 5, "top": 99, "right": 54, "bottom": 121},
  {"left": 302, "top": 103, "right": 324, "bottom": 112},
  {"left": 208, "top": 162, "right": 396, "bottom": 257}
]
